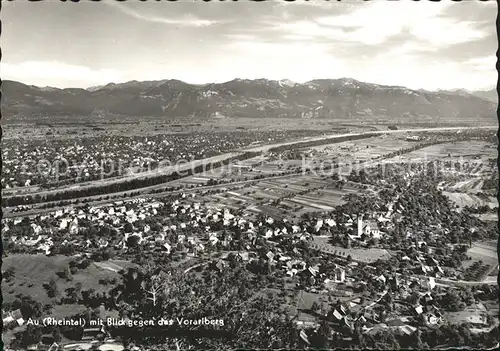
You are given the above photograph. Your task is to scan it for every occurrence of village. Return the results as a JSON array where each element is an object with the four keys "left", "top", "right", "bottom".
[
  {"left": 2, "top": 129, "right": 324, "bottom": 191},
  {"left": 2, "top": 127, "right": 498, "bottom": 350}
]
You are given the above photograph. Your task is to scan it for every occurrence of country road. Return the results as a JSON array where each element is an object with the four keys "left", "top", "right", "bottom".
[{"left": 364, "top": 289, "right": 389, "bottom": 310}]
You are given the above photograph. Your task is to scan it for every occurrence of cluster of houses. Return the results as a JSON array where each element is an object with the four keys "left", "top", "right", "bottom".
[
  {"left": 3, "top": 186, "right": 492, "bottom": 350},
  {"left": 3, "top": 130, "right": 323, "bottom": 189},
  {"left": 2, "top": 309, "right": 25, "bottom": 330}
]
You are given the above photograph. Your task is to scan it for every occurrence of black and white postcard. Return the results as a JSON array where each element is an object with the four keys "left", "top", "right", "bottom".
[{"left": 1, "top": 1, "right": 498, "bottom": 350}]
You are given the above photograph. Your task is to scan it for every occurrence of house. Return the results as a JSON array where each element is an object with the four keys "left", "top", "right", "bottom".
[
  {"left": 427, "top": 277, "right": 436, "bottom": 290},
  {"left": 325, "top": 218, "right": 336, "bottom": 227},
  {"left": 215, "top": 260, "right": 226, "bottom": 272},
  {"left": 395, "top": 325, "right": 417, "bottom": 336},
  {"left": 333, "top": 266, "right": 346, "bottom": 283},
  {"left": 357, "top": 217, "right": 381, "bottom": 238},
  {"left": 357, "top": 315, "right": 366, "bottom": 324},
  {"left": 238, "top": 252, "right": 250, "bottom": 261},
  {"left": 376, "top": 275, "right": 386, "bottom": 284},
  {"left": 315, "top": 219, "right": 323, "bottom": 232},
  {"left": 338, "top": 305, "right": 347, "bottom": 316},
  {"left": 342, "top": 317, "right": 354, "bottom": 330},
  {"left": 330, "top": 309, "right": 344, "bottom": 322},
  {"left": 2, "top": 315, "right": 15, "bottom": 329},
  {"left": 389, "top": 276, "right": 400, "bottom": 290},
  {"left": 426, "top": 313, "right": 442, "bottom": 325},
  {"left": 81, "top": 327, "right": 103, "bottom": 341},
  {"left": 163, "top": 243, "right": 172, "bottom": 254},
  {"left": 308, "top": 266, "right": 319, "bottom": 277},
  {"left": 349, "top": 301, "right": 359, "bottom": 309},
  {"left": 299, "top": 330, "right": 310, "bottom": 345},
  {"left": 422, "top": 292, "right": 433, "bottom": 304}
]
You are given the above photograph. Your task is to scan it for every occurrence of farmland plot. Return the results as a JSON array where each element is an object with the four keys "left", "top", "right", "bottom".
[
  {"left": 2, "top": 254, "right": 132, "bottom": 305},
  {"left": 462, "top": 241, "right": 498, "bottom": 274},
  {"left": 443, "top": 191, "right": 497, "bottom": 209}
]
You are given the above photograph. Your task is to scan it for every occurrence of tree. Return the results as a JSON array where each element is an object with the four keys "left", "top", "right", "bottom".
[
  {"left": 141, "top": 271, "right": 170, "bottom": 307},
  {"left": 441, "top": 289, "right": 462, "bottom": 312},
  {"left": 124, "top": 222, "right": 134, "bottom": 233},
  {"left": 18, "top": 325, "right": 42, "bottom": 348},
  {"left": 4, "top": 266, "right": 16, "bottom": 281},
  {"left": 65, "top": 283, "right": 83, "bottom": 304},
  {"left": 52, "top": 327, "right": 62, "bottom": 343},
  {"left": 13, "top": 296, "right": 42, "bottom": 319},
  {"left": 45, "top": 279, "right": 60, "bottom": 298},
  {"left": 56, "top": 267, "right": 72, "bottom": 281},
  {"left": 112, "top": 261, "right": 302, "bottom": 349},
  {"left": 126, "top": 235, "right": 141, "bottom": 249}
]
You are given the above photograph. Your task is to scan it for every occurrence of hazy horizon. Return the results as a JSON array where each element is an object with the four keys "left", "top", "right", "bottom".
[
  {"left": 2, "top": 0, "right": 497, "bottom": 91},
  {"left": 6, "top": 77, "right": 497, "bottom": 94}
]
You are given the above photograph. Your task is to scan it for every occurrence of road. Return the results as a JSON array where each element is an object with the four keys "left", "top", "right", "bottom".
[
  {"left": 183, "top": 262, "right": 209, "bottom": 275},
  {"left": 364, "top": 289, "right": 389, "bottom": 310},
  {"left": 5, "top": 125, "right": 495, "bottom": 200},
  {"left": 436, "top": 276, "right": 498, "bottom": 286}
]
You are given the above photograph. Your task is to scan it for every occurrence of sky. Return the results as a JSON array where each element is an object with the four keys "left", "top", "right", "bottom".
[{"left": 1, "top": 0, "right": 497, "bottom": 91}]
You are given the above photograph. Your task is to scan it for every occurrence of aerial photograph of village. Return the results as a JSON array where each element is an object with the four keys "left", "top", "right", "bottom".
[{"left": 1, "top": 1, "right": 499, "bottom": 350}]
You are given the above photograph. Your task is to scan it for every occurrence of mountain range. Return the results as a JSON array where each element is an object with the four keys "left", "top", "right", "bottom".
[
  {"left": 465, "top": 89, "right": 497, "bottom": 103},
  {"left": 1, "top": 78, "right": 497, "bottom": 122}
]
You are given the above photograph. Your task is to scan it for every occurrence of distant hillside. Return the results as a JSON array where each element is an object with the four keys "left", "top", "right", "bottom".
[
  {"left": 1, "top": 78, "right": 496, "bottom": 122},
  {"left": 470, "top": 89, "right": 497, "bottom": 103},
  {"left": 434, "top": 88, "right": 497, "bottom": 104}
]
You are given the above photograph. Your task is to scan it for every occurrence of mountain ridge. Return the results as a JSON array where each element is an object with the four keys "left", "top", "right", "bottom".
[{"left": 1, "top": 78, "right": 496, "bottom": 122}]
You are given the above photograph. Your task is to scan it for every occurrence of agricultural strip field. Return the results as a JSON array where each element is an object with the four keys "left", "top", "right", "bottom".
[
  {"left": 191, "top": 175, "right": 366, "bottom": 219},
  {"left": 465, "top": 241, "right": 498, "bottom": 268},
  {"left": 385, "top": 141, "right": 496, "bottom": 162},
  {"left": 443, "top": 191, "right": 497, "bottom": 209}
]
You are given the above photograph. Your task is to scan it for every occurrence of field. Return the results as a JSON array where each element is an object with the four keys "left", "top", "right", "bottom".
[
  {"left": 440, "top": 178, "right": 486, "bottom": 193},
  {"left": 397, "top": 141, "right": 496, "bottom": 160},
  {"left": 311, "top": 135, "right": 412, "bottom": 165},
  {"left": 461, "top": 240, "right": 498, "bottom": 282},
  {"left": 464, "top": 241, "right": 498, "bottom": 266},
  {"left": 444, "top": 303, "right": 490, "bottom": 326},
  {"left": 183, "top": 176, "right": 365, "bottom": 221},
  {"left": 443, "top": 191, "right": 497, "bottom": 209},
  {"left": 168, "top": 136, "right": 421, "bottom": 221},
  {"left": 2, "top": 117, "right": 366, "bottom": 140},
  {"left": 2, "top": 254, "right": 132, "bottom": 305}
]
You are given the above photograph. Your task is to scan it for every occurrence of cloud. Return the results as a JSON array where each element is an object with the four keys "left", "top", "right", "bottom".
[
  {"left": 224, "top": 34, "right": 258, "bottom": 41},
  {"left": 222, "top": 40, "right": 348, "bottom": 83},
  {"left": 1, "top": 61, "right": 124, "bottom": 88},
  {"left": 315, "top": 1, "right": 488, "bottom": 46},
  {"left": 272, "top": 21, "right": 346, "bottom": 41},
  {"left": 3, "top": 0, "right": 496, "bottom": 91},
  {"left": 464, "top": 55, "right": 497, "bottom": 72},
  {"left": 354, "top": 49, "right": 496, "bottom": 91},
  {"left": 105, "top": 2, "right": 219, "bottom": 27}
]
